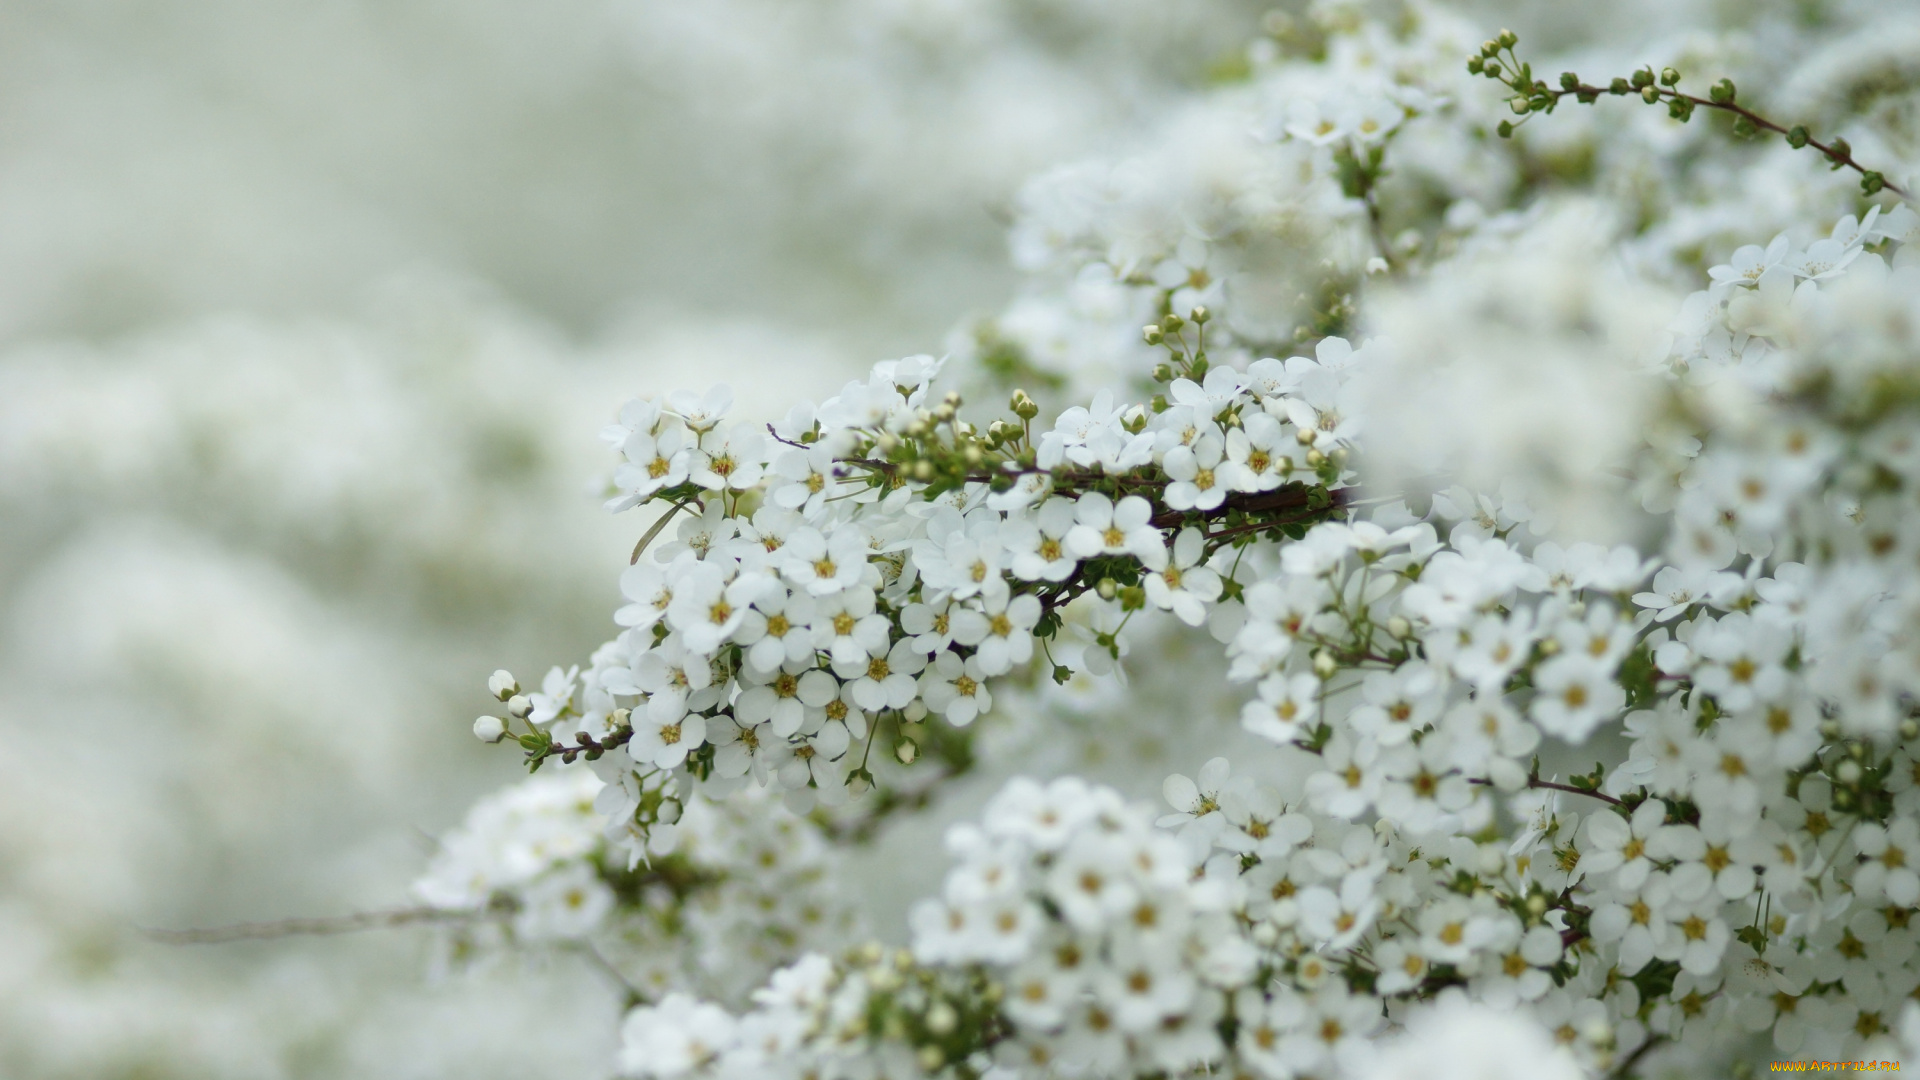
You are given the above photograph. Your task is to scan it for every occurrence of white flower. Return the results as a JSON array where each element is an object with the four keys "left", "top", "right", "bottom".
[
  {"left": 620, "top": 993, "right": 738, "bottom": 1078},
  {"left": 783, "top": 525, "right": 872, "bottom": 595},
  {"left": 1004, "top": 498, "right": 1079, "bottom": 582},
  {"left": 1065, "top": 492, "right": 1166, "bottom": 568},
  {"left": 951, "top": 588, "right": 1041, "bottom": 676},
  {"left": 1143, "top": 527, "right": 1222, "bottom": 626},
  {"left": 1241, "top": 671, "right": 1320, "bottom": 745},
  {"left": 688, "top": 422, "right": 767, "bottom": 491},
  {"left": 920, "top": 650, "right": 994, "bottom": 727},
  {"left": 1162, "top": 433, "right": 1229, "bottom": 512},
  {"left": 629, "top": 707, "right": 707, "bottom": 770},
  {"left": 1530, "top": 654, "right": 1624, "bottom": 743}
]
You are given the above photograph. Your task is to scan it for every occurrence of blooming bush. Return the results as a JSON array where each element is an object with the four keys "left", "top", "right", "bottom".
[{"left": 415, "top": 4, "right": 1920, "bottom": 1077}]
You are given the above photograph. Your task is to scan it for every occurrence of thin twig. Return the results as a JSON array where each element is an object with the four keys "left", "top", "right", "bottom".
[{"left": 144, "top": 906, "right": 481, "bottom": 945}]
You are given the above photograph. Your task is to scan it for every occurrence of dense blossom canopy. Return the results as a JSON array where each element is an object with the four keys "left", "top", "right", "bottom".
[{"left": 402, "top": 4, "right": 1920, "bottom": 1078}]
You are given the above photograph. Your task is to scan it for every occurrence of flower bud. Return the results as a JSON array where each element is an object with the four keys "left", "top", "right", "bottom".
[
  {"left": 895, "top": 738, "right": 919, "bottom": 765},
  {"left": 1483, "top": 60, "right": 1502, "bottom": 79},
  {"left": 1312, "top": 650, "right": 1338, "bottom": 678},
  {"left": 1709, "top": 78, "right": 1736, "bottom": 104},
  {"left": 1609, "top": 77, "right": 1630, "bottom": 95},
  {"left": 1160, "top": 312, "right": 1184, "bottom": 332},
  {"left": 1096, "top": 577, "right": 1119, "bottom": 601},
  {"left": 473, "top": 715, "right": 506, "bottom": 742},
  {"left": 1837, "top": 759, "right": 1863, "bottom": 784},
  {"left": 1640, "top": 85, "right": 1660, "bottom": 104},
  {"left": 1496, "top": 120, "right": 1514, "bottom": 138},
  {"left": 904, "top": 700, "right": 928, "bottom": 722},
  {"left": 925, "top": 1002, "right": 958, "bottom": 1035},
  {"left": 1118, "top": 585, "right": 1146, "bottom": 611},
  {"left": 1559, "top": 72, "right": 1579, "bottom": 91},
  {"left": 1901, "top": 719, "right": 1918, "bottom": 740},
  {"left": 1497, "top": 28, "right": 1517, "bottom": 48},
  {"left": 1295, "top": 426, "right": 1318, "bottom": 446},
  {"left": 1786, "top": 125, "right": 1809, "bottom": 149},
  {"left": 1386, "top": 615, "right": 1411, "bottom": 639},
  {"left": 1659, "top": 67, "right": 1680, "bottom": 87},
  {"left": 1151, "top": 363, "right": 1174, "bottom": 382},
  {"left": 1630, "top": 68, "right": 1653, "bottom": 90},
  {"left": 507, "top": 694, "right": 534, "bottom": 719},
  {"left": 1510, "top": 97, "right": 1530, "bottom": 115},
  {"left": 487, "top": 669, "right": 518, "bottom": 700},
  {"left": 1143, "top": 325, "right": 1164, "bottom": 345},
  {"left": 1189, "top": 305, "right": 1209, "bottom": 324}
]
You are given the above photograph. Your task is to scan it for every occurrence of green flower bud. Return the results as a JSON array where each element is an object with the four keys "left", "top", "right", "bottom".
[
  {"left": 1467, "top": 56, "right": 1484, "bottom": 75},
  {"left": 1709, "top": 78, "right": 1735, "bottom": 104},
  {"left": 1631, "top": 68, "right": 1654, "bottom": 90},
  {"left": 1659, "top": 67, "right": 1680, "bottom": 87},
  {"left": 1497, "top": 28, "right": 1517, "bottom": 48},
  {"left": 1609, "top": 77, "right": 1630, "bottom": 95},
  {"left": 1190, "top": 305, "right": 1209, "bottom": 324},
  {"left": 1786, "top": 125, "right": 1809, "bottom": 149},
  {"left": 1160, "top": 312, "right": 1184, "bottom": 332},
  {"left": 1142, "top": 324, "right": 1164, "bottom": 345},
  {"left": 1559, "top": 72, "right": 1579, "bottom": 91},
  {"left": 1641, "top": 85, "right": 1660, "bottom": 104},
  {"left": 1496, "top": 119, "right": 1514, "bottom": 138},
  {"left": 1483, "top": 60, "right": 1502, "bottom": 78},
  {"left": 1510, "top": 96, "right": 1531, "bottom": 115}
]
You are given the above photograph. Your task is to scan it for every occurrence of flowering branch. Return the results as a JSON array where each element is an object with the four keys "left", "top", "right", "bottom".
[{"left": 1471, "top": 29, "right": 1909, "bottom": 199}]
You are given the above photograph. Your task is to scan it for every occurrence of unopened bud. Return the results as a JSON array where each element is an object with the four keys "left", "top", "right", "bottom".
[
  {"left": 1312, "top": 650, "right": 1339, "bottom": 678},
  {"left": 1641, "top": 85, "right": 1660, "bottom": 104},
  {"left": 487, "top": 670, "right": 518, "bottom": 700},
  {"left": 1118, "top": 585, "right": 1146, "bottom": 611},
  {"left": 1510, "top": 97, "right": 1531, "bottom": 115},
  {"left": 1386, "top": 615, "right": 1411, "bottom": 639},
  {"left": 904, "top": 700, "right": 929, "bottom": 723},
  {"left": 1709, "top": 78, "right": 1736, "bottom": 104},
  {"left": 1010, "top": 390, "right": 1040, "bottom": 420},
  {"left": 917, "top": 1047, "right": 945, "bottom": 1073},
  {"left": 1305, "top": 448, "right": 1326, "bottom": 467},
  {"left": 1295, "top": 426, "right": 1318, "bottom": 446},
  {"left": 1189, "top": 305, "right": 1210, "bottom": 324},
  {"left": 1143, "top": 325, "right": 1164, "bottom": 346},
  {"left": 1160, "top": 312, "right": 1184, "bottom": 332},
  {"left": 1786, "top": 125, "right": 1809, "bottom": 149},
  {"left": 473, "top": 715, "right": 506, "bottom": 742},
  {"left": 1900, "top": 718, "right": 1918, "bottom": 740},
  {"left": 912, "top": 460, "right": 934, "bottom": 481},
  {"left": 895, "top": 738, "right": 918, "bottom": 765},
  {"left": 1096, "top": 577, "right": 1119, "bottom": 601},
  {"left": 1151, "top": 363, "right": 1174, "bottom": 382},
  {"left": 507, "top": 694, "right": 534, "bottom": 720},
  {"left": 1497, "top": 28, "right": 1517, "bottom": 48},
  {"left": 1659, "top": 67, "right": 1680, "bottom": 87},
  {"left": 925, "top": 1002, "right": 958, "bottom": 1035},
  {"left": 1820, "top": 718, "right": 1842, "bottom": 739}
]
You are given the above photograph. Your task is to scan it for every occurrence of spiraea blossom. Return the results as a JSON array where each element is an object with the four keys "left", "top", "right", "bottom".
[{"left": 392, "top": 7, "right": 1920, "bottom": 1079}]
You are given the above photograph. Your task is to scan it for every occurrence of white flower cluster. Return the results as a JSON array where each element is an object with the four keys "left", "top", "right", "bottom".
[
  {"left": 411, "top": 767, "right": 855, "bottom": 1004},
  {"left": 503, "top": 335, "right": 1370, "bottom": 856}
]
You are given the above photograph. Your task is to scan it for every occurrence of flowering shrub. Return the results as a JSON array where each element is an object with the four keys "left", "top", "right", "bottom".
[{"left": 419, "top": 5, "right": 1920, "bottom": 1078}]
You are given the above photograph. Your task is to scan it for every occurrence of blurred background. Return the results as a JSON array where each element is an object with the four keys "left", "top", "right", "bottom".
[
  {"left": 0, "top": 0, "right": 1892, "bottom": 1075},
  {"left": 0, "top": 2, "right": 1276, "bottom": 1075}
]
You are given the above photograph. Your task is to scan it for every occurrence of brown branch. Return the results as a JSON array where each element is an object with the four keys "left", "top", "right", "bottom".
[
  {"left": 1469, "top": 775, "right": 1623, "bottom": 806},
  {"left": 144, "top": 906, "right": 483, "bottom": 945}
]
